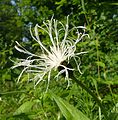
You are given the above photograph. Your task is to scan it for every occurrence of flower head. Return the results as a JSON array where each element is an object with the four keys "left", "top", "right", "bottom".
[{"left": 12, "top": 16, "right": 88, "bottom": 89}]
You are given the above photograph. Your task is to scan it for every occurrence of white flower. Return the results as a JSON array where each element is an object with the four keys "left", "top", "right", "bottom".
[{"left": 12, "top": 16, "right": 88, "bottom": 89}]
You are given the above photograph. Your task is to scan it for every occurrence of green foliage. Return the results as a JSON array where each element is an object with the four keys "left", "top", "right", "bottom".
[
  {"left": 0, "top": 0, "right": 118, "bottom": 120},
  {"left": 50, "top": 91, "right": 90, "bottom": 120},
  {"left": 13, "top": 100, "right": 39, "bottom": 116}
]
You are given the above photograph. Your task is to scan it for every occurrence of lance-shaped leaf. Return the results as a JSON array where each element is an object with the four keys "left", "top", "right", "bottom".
[{"left": 50, "top": 91, "right": 90, "bottom": 120}]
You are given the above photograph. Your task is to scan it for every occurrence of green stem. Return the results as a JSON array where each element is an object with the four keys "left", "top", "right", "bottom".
[
  {"left": 0, "top": 90, "right": 26, "bottom": 96},
  {"left": 70, "top": 74, "right": 109, "bottom": 120}
]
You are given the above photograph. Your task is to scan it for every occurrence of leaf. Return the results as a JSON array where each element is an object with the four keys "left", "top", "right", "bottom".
[
  {"left": 55, "top": 0, "right": 67, "bottom": 10},
  {"left": 96, "top": 61, "right": 105, "bottom": 68},
  {"left": 50, "top": 91, "right": 90, "bottom": 120},
  {"left": 13, "top": 100, "right": 39, "bottom": 115},
  {"left": 81, "top": 0, "right": 86, "bottom": 12}
]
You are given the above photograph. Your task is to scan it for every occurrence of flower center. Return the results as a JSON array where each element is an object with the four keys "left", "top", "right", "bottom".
[{"left": 48, "top": 48, "right": 66, "bottom": 69}]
